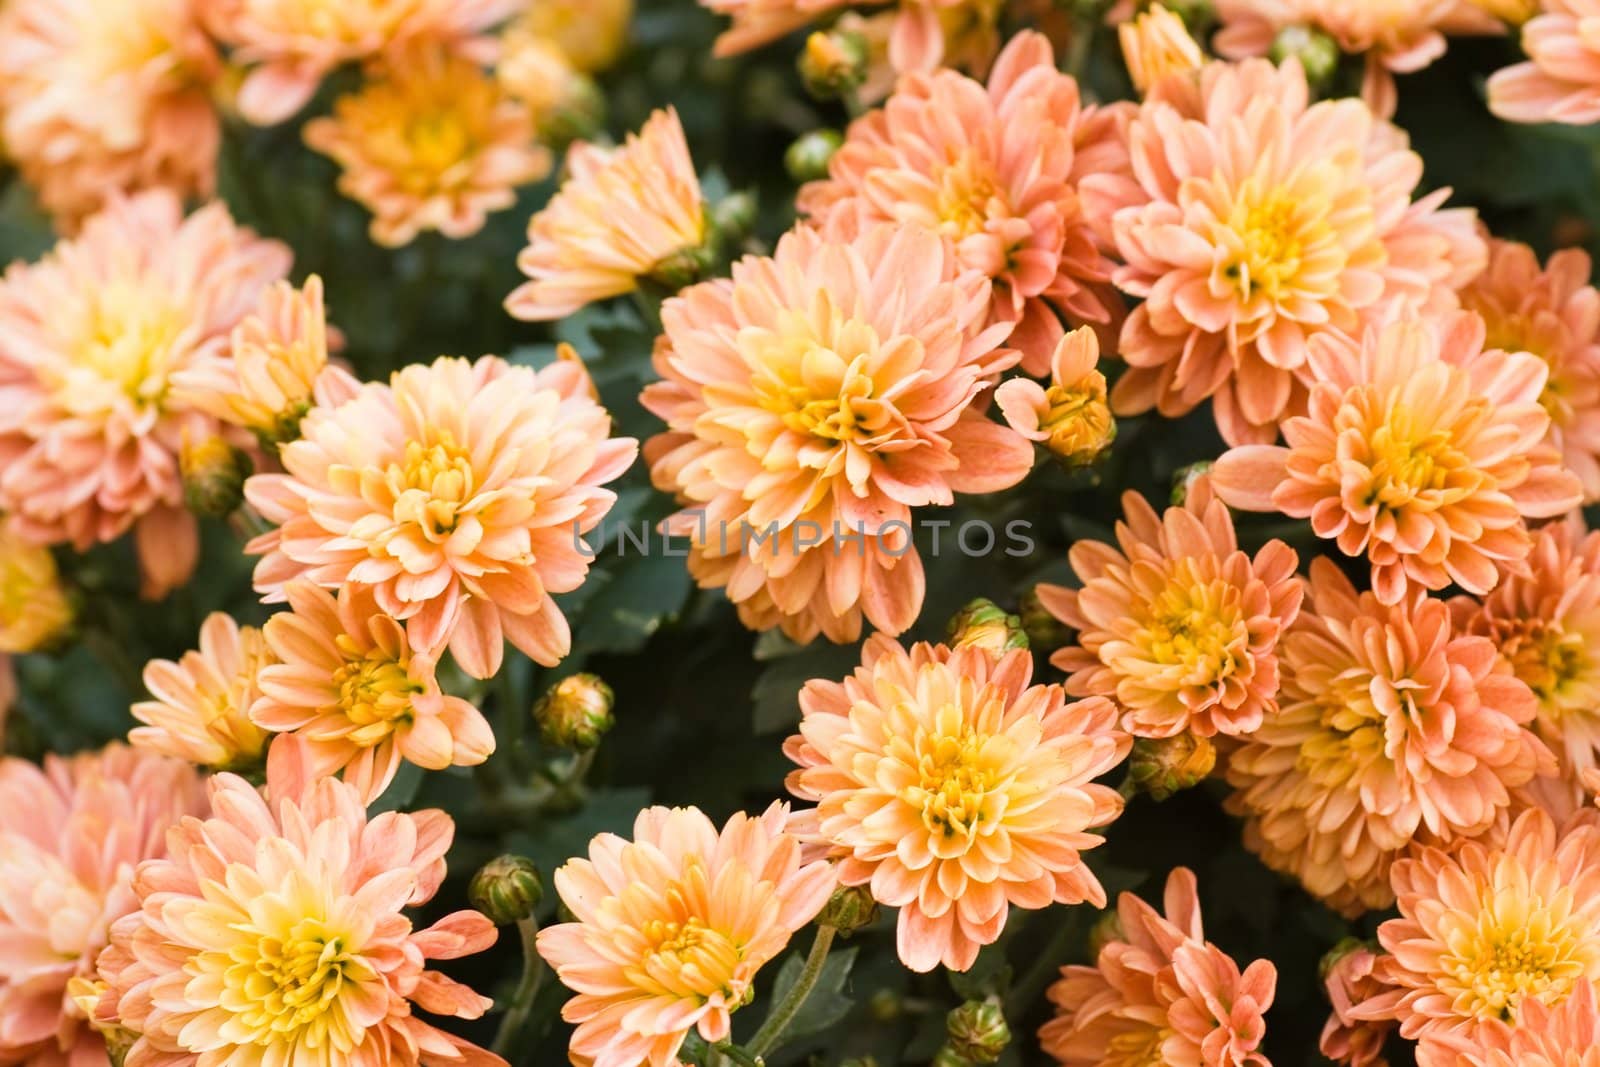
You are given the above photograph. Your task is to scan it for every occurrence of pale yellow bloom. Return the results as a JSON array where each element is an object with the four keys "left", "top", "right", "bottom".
[
  {"left": 0, "top": 523, "right": 73, "bottom": 655},
  {"left": 130, "top": 612, "right": 274, "bottom": 772},
  {"left": 515, "top": 0, "right": 633, "bottom": 72},
  {"left": 1119, "top": 3, "right": 1204, "bottom": 94}
]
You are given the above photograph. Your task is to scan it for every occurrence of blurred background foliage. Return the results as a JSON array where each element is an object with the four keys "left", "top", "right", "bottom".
[{"left": 2, "top": 1, "right": 1595, "bottom": 1063}]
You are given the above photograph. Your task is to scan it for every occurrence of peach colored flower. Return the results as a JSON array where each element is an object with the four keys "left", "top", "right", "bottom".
[
  {"left": 1212, "top": 313, "right": 1584, "bottom": 605},
  {"left": 1214, "top": 0, "right": 1500, "bottom": 117},
  {"left": 1039, "top": 867, "right": 1276, "bottom": 1067},
  {"left": 506, "top": 108, "right": 704, "bottom": 321},
  {"left": 995, "top": 326, "right": 1115, "bottom": 466},
  {"left": 0, "top": 523, "right": 74, "bottom": 656},
  {"left": 245, "top": 354, "right": 637, "bottom": 679},
  {"left": 0, "top": 0, "right": 221, "bottom": 228},
  {"left": 1354, "top": 809, "right": 1600, "bottom": 1067},
  {"left": 1079, "top": 57, "right": 1486, "bottom": 446},
  {"left": 1459, "top": 238, "right": 1600, "bottom": 502},
  {"left": 0, "top": 191, "right": 290, "bottom": 599},
  {"left": 1319, "top": 940, "right": 1394, "bottom": 1067},
  {"left": 1037, "top": 477, "right": 1301, "bottom": 740},
  {"left": 797, "top": 31, "right": 1126, "bottom": 374},
  {"left": 1465, "top": 980, "right": 1600, "bottom": 1067},
  {"left": 1489, "top": 0, "right": 1600, "bottom": 124},
  {"left": 536, "top": 803, "right": 836, "bottom": 1067},
  {"left": 171, "top": 275, "right": 337, "bottom": 446},
  {"left": 205, "top": 0, "right": 518, "bottom": 125},
  {"left": 0, "top": 745, "right": 205, "bottom": 1067},
  {"left": 1223, "top": 558, "right": 1553, "bottom": 916},
  {"left": 131, "top": 612, "right": 275, "bottom": 771},
  {"left": 95, "top": 750, "right": 504, "bottom": 1067},
  {"left": 641, "top": 221, "right": 1030, "bottom": 644},
  {"left": 1451, "top": 522, "right": 1600, "bottom": 808},
  {"left": 1120, "top": 3, "right": 1205, "bottom": 94},
  {"left": 254, "top": 579, "right": 494, "bottom": 803},
  {"left": 305, "top": 46, "right": 550, "bottom": 248},
  {"left": 784, "top": 635, "right": 1129, "bottom": 972},
  {"left": 702, "top": 0, "right": 853, "bottom": 58},
  {"left": 514, "top": 0, "right": 633, "bottom": 73}
]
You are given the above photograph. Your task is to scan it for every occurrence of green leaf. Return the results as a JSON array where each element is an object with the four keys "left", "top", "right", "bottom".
[
  {"left": 750, "top": 642, "right": 862, "bottom": 734},
  {"left": 370, "top": 762, "right": 425, "bottom": 814},
  {"left": 571, "top": 550, "right": 692, "bottom": 655},
  {"left": 765, "top": 945, "right": 858, "bottom": 1042}
]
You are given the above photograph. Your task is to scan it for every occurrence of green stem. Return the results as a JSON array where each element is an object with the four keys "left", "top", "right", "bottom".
[
  {"left": 714, "top": 1043, "right": 764, "bottom": 1067},
  {"left": 491, "top": 917, "right": 544, "bottom": 1057},
  {"left": 746, "top": 924, "right": 837, "bottom": 1058}
]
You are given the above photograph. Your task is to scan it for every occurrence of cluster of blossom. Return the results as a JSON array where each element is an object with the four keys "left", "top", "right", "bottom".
[{"left": 3, "top": 1, "right": 1600, "bottom": 1066}]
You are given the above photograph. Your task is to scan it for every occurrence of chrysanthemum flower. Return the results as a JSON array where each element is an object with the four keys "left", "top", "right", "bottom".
[
  {"left": 995, "top": 327, "right": 1115, "bottom": 466},
  {"left": 0, "top": 523, "right": 74, "bottom": 656},
  {"left": 305, "top": 46, "right": 551, "bottom": 249},
  {"left": 1223, "top": 558, "right": 1553, "bottom": 916},
  {"left": 1038, "top": 477, "right": 1301, "bottom": 740},
  {"left": 797, "top": 31, "right": 1126, "bottom": 373},
  {"left": 1119, "top": 3, "right": 1205, "bottom": 94},
  {"left": 784, "top": 635, "right": 1129, "bottom": 972},
  {"left": 0, "top": 191, "right": 290, "bottom": 599},
  {"left": 641, "top": 221, "right": 1030, "bottom": 643},
  {"left": 1459, "top": 239, "right": 1600, "bottom": 503},
  {"left": 701, "top": 0, "right": 851, "bottom": 58},
  {"left": 514, "top": 0, "right": 633, "bottom": 72},
  {"left": 1319, "top": 940, "right": 1395, "bottom": 1067},
  {"left": 1079, "top": 57, "right": 1486, "bottom": 446},
  {"left": 1212, "top": 314, "right": 1584, "bottom": 605},
  {"left": 1468, "top": 981, "right": 1600, "bottom": 1067},
  {"left": 1451, "top": 522, "right": 1600, "bottom": 805},
  {"left": 254, "top": 579, "right": 494, "bottom": 803},
  {"left": 1214, "top": 0, "right": 1500, "bottom": 117},
  {"left": 1489, "top": 0, "right": 1600, "bottom": 125},
  {"left": 171, "top": 275, "right": 336, "bottom": 445},
  {"left": 95, "top": 752, "right": 504, "bottom": 1067},
  {"left": 1353, "top": 809, "right": 1600, "bottom": 1066},
  {"left": 1039, "top": 867, "right": 1276, "bottom": 1067},
  {"left": 506, "top": 108, "right": 704, "bottom": 321},
  {"left": 205, "top": 0, "right": 518, "bottom": 126},
  {"left": 131, "top": 612, "right": 274, "bottom": 771},
  {"left": 0, "top": 745, "right": 205, "bottom": 1067},
  {"left": 536, "top": 803, "right": 836, "bottom": 1067},
  {"left": 0, "top": 0, "right": 220, "bottom": 227},
  {"left": 245, "top": 355, "right": 637, "bottom": 679}
]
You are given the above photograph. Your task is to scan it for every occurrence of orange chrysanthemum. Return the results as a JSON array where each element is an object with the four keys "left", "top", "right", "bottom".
[
  {"left": 1353, "top": 809, "right": 1600, "bottom": 1067},
  {"left": 205, "top": 0, "right": 518, "bottom": 125},
  {"left": 505, "top": 108, "right": 705, "bottom": 321},
  {"left": 1224, "top": 558, "right": 1553, "bottom": 916},
  {"left": 1459, "top": 238, "right": 1600, "bottom": 503},
  {"left": 784, "top": 636, "right": 1129, "bottom": 972},
  {"left": 1466, "top": 981, "right": 1600, "bottom": 1067},
  {"left": 1038, "top": 476, "right": 1301, "bottom": 740},
  {"left": 1318, "top": 940, "right": 1395, "bottom": 1067},
  {"left": 0, "top": 191, "right": 290, "bottom": 599},
  {"left": 1489, "top": 0, "right": 1600, "bottom": 125},
  {"left": 245, "top": 355, "right": 636, "bottom": 679},
  {"left": 1079, "top": 57, "right": 1485, "bottom": 446},
  {"left": 1212, "top": 313, "right": 1584, "bottom": 605},
  {"left": 254, "top": 579, "right": 495, "bottom": 803},
  {"left": 0, "top": 0, "right": 221, "bottom": 227},
  {"left": 304, "top": 46, "right": 550, "bottom": 248},
  {"left": 131, "top": 611, "right": 274, "bottom": 772},
  {"left": 641, "top": 220, "right": 1030, "bottom": 643},
  {"left": 536, "top": 803, "right": 836, "bottom": 1067},
  {"left": 797, "top": 31, "right": 1127, "bottom": 373},
  {"left": 95, "top": 751, "right": 504, "bottom": 1067},
  {"left": 0, "top": 746, "right": 205, "bottom": 1067},
  {"left": 1040, "top": 867, "right": 1276, "bottom": 1067},
  {"left": 1118, "top": 3, "right": 1205, "bottom": 94}
]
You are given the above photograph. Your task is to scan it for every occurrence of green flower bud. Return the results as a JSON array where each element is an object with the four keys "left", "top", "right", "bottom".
[
  {"left": 1170, "top": 460, "right": 1213, "bottom": 505},
  {"left": 797, "top": 29, "right": 870, "bottom": 100},
  {"left": 1127, "top": 733, "right": 1218, "bottom": 802},
  {"left": 1018, "top": 588, "right": 1070, "bottom": 655},
  {"left": 181, "top": 435, "right": 252, "bottom": 518},
  {"left": 646, "top": 239, "right": 716, "bottom": 291},
  {"left": 1087, "top": 909, "right": 1126, "bottom": 959},
  {"left": 469, "top": 855, "right": 544, "bottom": 925},
  {"left": 1270, "top": 25, "right": 1341, "bottom": 87},
  {"left": 537, "top": 74, "right": 606, "bottom": 150},
  {"left": 709, "top": 190, "right": 758, "bottom": 246},
  {"left": 535, "top": 673, "right": 616, "bottom": 750},
  {"left": 867, "top": 989, "right": 902, "bottom": 1023},
  {"left": 946, "top": 598, "right": 1028, "bottom": 656},
  {"left": 945, "top": 1000, "right": 1010, "bottom": 1064},
  {"left": 784, "top": 129, "right": 843, "bottom": 183},
  {"left": 818, "top": 884, "right": 880, "bottom": 936}
]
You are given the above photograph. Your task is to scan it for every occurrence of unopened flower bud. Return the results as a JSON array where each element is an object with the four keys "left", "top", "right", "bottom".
[
  {"left": 947, "top": 598, "right": 1028, "bottom": 656},
  {"left": 1039, "top": 376, "right": 1115, "bottom": 469},
  {"left": 709, "top": 190, "right": 757, "bottom": 246},
  {"left": 1319, "top": 936, "right": 1376, "bottom": 984},
  {"left": 868, "top": 989, "right": 902, "bottom": 1022},
  {"left": 798, "top": 29, "right": 870, "bottom": 100},
  {"left": 1270, "top": 25, "right": 1341, "bottom": 87},
  {"left": 1087, "top": 909, "right": 1126, "bottom": 959},
  {"left": 1128, "top": 733, "right": 1217, "bottom": 801},
  {"left": 1119, "top": 3, "right": 1205, "bottom": 95},
  {"left": 535, "top": 672, "right": 615, "bottom": 750},
  {"left": 647, "top": 240, "right": 716, "bottom": 291},
  {"left": 819, "top": 884, "right": 880, "bottom": 935},
  {"left": 1018, "top": 588, "right": 1070, "bottom": 655},
  {"left": 69, "top": 978, "right": 134, "bottom": 1067},
  {"left": 945, "top": 1000, "right": 1010, "bottom": 1064},
  {"left": 1170, "top": 461, "right": 1213, "bottom": 506},
  {"left": 785, "top": 128, "right": 843, "bottom": 183},
  {"left": 470, "top": 855, "right": 544, "bottom": 925},
  {"left": 537, "top": 74, "right": 606, "bottom": 150},
  {"left": 181, "top": 434, "right": 252, "bottom": 518}
]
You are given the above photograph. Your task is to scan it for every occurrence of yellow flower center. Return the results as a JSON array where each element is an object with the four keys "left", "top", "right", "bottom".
[
  {"left": 1357, "top": 405, "right": 1480, "bottom": 513},
  {"left": 1104, "top": 1024, "right": 1170, "bottom": 1067},
  {"left": 1500, "top": 617, "right": 1594, "bottom": 718},
  {"left": 1219, "top": 182, "right": 1337, "bottom": 304},
  {"left": 387, "top": 436, "right": 477, "bottom": 538},
  {"left": 935, "top": 151, "right": 1003, "bottom": 241},
  {"left": 625, "top": 870, "right": 747, "bottom": 1003},
  {"left": 903, "top": 705, "right": 1013, "bottom": 841},
  {"left": 1440, "top": 893, "right": 1593, "bottom": 1022},
  {"left": 1129, "top": 567, "right": 1249, "bottom": 688},
  {"left": 216, "top": 916, "right": 376, "bottom": 1048},
  {"left": 749, "top": 311, "right": 903, "bottom": 452},
  {"left": 1297, "top": 671, "right": 1390, "bottom": 787},
  {"left": 331, "top": 635, "right": 419, "bottom": 744},
  {"left": 63, "top": 282, "right": 186, "bottom": 407}
]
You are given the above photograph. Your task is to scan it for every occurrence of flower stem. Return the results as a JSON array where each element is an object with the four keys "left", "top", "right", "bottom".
[
  {"left": 746, "top": 924, "right": 837, "bottom": 1058},
  {"left": 491, "top": 917, "right": 544, "bottom": 1057},
  {"left": 714, "top": 1043, "right": 764, "bottom": 1067}
]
